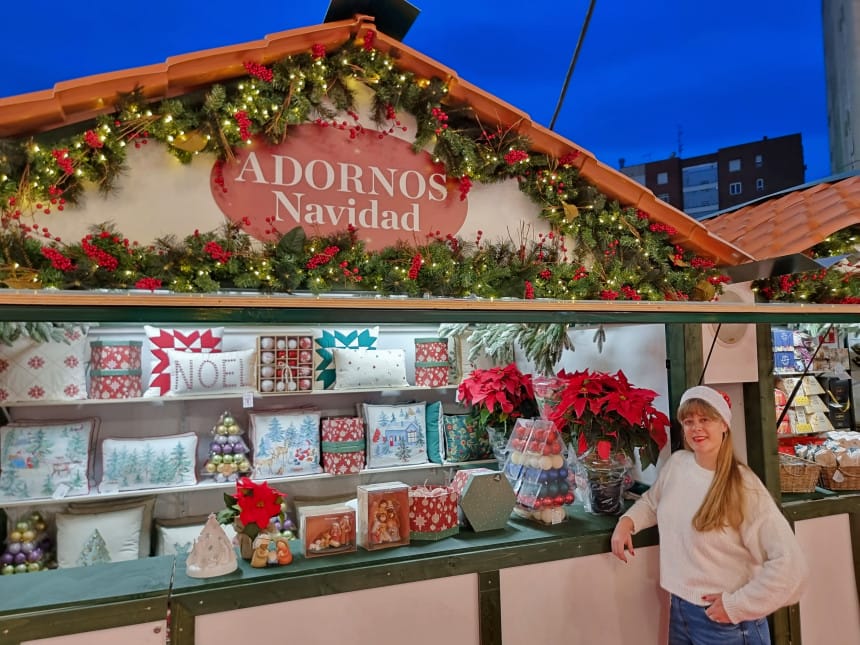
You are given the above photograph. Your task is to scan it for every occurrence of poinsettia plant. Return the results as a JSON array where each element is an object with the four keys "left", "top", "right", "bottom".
[
  {"left": 217, "top": 477, "right": 287, "bottom": 540},
  {"left": 548, "top": 369, "right": 670, "bottom": 469},
  {"left": 457, "top": 363, "right": 537, "bottom": 436}
]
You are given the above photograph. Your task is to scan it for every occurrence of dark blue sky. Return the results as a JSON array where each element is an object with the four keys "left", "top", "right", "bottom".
[{"left": 0, "top": 1, "right": 830, "bottom": 181}]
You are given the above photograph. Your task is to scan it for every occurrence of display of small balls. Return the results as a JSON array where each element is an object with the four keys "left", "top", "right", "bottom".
[
  {"left": 1, "top": 512, "right": 54, "bottom": 575},
  {"left": 270, "top": 515, "right": 298, "bottom": 540},
  {"left": 205, "top": 412, "right": 251, "bottom": 481},
  {"left": 260, "top": 336, "right": 275, "bottom": 350}
]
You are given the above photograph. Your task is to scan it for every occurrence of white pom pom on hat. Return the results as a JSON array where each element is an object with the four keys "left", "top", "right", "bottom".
[{"left": 679, "top": 385, "right": 732, "bottom": 427}]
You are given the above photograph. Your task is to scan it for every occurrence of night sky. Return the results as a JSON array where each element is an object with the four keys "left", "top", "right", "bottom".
[{"left": 0, "top": 0, "right": 830, "bottom": 181}]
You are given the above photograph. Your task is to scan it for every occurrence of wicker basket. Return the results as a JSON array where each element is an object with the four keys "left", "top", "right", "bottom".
[
  {"left": 778, "top": 454, "right": 821, "bottom": 493},
  {"left": 818, "top": 464, "right": 860, "bottom": 491}
]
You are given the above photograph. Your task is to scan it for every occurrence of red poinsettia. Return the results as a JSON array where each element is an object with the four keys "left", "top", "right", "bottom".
[
  {"left": 549, "top": 369, "right": 669, "bottom": 469},
  {"left": 457, "top": 363, "right": 537, "bottom": 433},
  {"left": 219, "top": 477, "right": 286, "bottom": 539}
]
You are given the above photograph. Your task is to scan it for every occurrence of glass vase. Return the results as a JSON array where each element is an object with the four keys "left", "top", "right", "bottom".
[{"left": 575, "top": 447, "right": 630, "bottom": 515}]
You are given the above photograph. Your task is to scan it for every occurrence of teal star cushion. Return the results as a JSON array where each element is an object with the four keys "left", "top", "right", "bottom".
[{"left": 313, "top": 327, "right": 379, "bottom": 390}]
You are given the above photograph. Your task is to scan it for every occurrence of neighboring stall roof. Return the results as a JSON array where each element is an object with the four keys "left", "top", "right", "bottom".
[
  {"left": 0, "top": 14, "right": 753, "bottom": 267},
  {"left": 703, "top": 172, "right": 860, "bottom": 259}
]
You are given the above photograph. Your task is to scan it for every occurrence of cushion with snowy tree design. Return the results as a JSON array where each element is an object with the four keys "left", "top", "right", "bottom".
[
  {"left": 248, "top": 409, "right": 322, "bottom": 478},
  {"left": 56, "top": 505, "right": 145, "bottom": 568},
  {"left": 0, "top": 326, "right": 88, "bottom": 403},
  {"left": 99, "top": 432, "right": 198, "bottom": 492},
  {"left": 362, "top": 402, "right": 428, "bottom": 469},
  {"left": 0, "top": 418, "right": 98, "bottom": 500}
]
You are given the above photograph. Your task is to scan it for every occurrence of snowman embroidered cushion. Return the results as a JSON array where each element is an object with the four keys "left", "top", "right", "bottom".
[
  {"left": 142, "top": 325, "right": 224, "bottom": 397},
  {"left": 0, "top": 326, "right": 88, "bottom": 402},
  {"left": 99, "top": 432, "right": 198, "bottom": 491},
  {"left": 332, "top": 348, "right": 408, "bottom": 390},
  {"left": 0, "top": 418, "right": 97, "bottom": 500}
]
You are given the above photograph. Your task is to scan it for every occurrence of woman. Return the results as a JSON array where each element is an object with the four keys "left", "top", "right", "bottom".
[{"left": 610, "top": 385, "right": 807, "bottom": 644}]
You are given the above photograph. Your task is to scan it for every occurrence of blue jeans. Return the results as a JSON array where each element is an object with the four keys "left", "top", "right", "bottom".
[{"left": 669, "top": 595, "right": 771, "bottom": 645}]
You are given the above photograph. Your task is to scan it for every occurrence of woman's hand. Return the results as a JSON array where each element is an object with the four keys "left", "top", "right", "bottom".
[
  {"left": 610, "top": 516, "right": 635, "bottom": 562},
  {"left": 702, "top": 593, "right": 731, "bottom": 624}
]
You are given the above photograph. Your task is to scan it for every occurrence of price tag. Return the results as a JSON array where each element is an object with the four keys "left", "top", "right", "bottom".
[
  {"left": 242, "top": 391, "right": 255, "bottom": 409},
  {"left": 51, "top": 483, "right": 70, "bottom": 499}
]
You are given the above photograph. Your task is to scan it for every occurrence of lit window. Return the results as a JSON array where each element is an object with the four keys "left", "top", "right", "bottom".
[
  {"left": 729, "top": 182, "right": 742, "bottom": 195},
  {"left": 755, "top": 154, "right": 763, "bottom": 167},
  {"left": 657, "top": 171, "right": 668, "bottom": 185},
  {"left": 728, "top": 159, "right": 741, "bottom": 172},
  {"left": 756, "top": 178, "right": 765, "bottom": 192}
]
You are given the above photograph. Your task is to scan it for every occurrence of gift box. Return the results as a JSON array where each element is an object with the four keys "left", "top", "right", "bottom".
[
  {"left": 414, "top": 337, "right": 449, "bottom": 363},
  {"left": 771, "top": 329, "right": 794, "bottom": 351},
  {"left": 321, "top": 417, "right": 366, "bottom": 475},
  {"left": 408, "top": 485, "right": 459, "bottom": 540},
  {"left": 89, "top": 340, "right": 142, "bottom": 371},
  {"left": 451, "top": 468, "right": 516, "bottom": 532},
  {"left": 257, "top": 333, "right": 315, "bottom": 394},
  {"left": 773, "top": 351, "right": 798, "bottom": 373},
  {"left": 414, "top": 362, "right": 449, "bottom": 387},
  {"left": 89, "top": 369, "right": 143, "bottom": 399},
  {"left": 357, "top": 482, "right": 410, "bottom": 550},
  {"left": 298, "top": 503, "right": 357, "bottom": 558}
]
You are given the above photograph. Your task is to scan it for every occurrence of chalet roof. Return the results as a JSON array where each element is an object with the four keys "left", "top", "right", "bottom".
[
  {"left": 0, "top": 14, "right": 753, "bottom": 267},
  {"left": 703, "top": 173, "right": 860, "bottom": 258}
]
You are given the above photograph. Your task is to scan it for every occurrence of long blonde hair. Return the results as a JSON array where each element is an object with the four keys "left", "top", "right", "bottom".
[{"left": 678, "top": 398, "right": 746, "bottom": 531}]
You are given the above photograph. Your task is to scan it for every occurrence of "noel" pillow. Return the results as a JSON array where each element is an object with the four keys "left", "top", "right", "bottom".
[
  {"left": 167, "top": 348, "right": 255, "bottom": 396},
  {"left": 0, "top": 326, "right": 88, "bottom": 402},
  {"left": 143, "top": 325, "right": 224, "bottom": 397}
]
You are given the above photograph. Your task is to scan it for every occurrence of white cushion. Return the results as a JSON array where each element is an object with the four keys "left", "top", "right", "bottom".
[
  {"left": 333, "top": 348, "right": 408, "bottom": 389},
  {"left": 166, "top": 348, "right": 255, "bottom": 396},
  {"left": 56, "top": 505, "right": 145, "bottom": 568},
  {"left": 0, "top": 326, "right": 88, "bottom": 402},
  {"left": 142, "top": 325, "right": 224, "bottom": 397},
  {"left": 100, "top": 432, "right": 198, "bottom": 491}
]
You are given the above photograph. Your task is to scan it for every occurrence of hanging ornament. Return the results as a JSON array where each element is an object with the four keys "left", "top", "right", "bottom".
[
  {"left": 691, "top": 279, "right": 716, "bottom": 301},
  {"left": 562, "top": 202, "right": 579, "bottom": 221},
  {"left": 173, "top": 130, "right": 208, "bottom": 153}
]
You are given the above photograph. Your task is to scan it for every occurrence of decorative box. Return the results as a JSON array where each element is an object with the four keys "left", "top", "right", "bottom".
[
  {"left": 773, "top": 351, "right": 798, "bottom": 374},
  {"left": 408, "top": 485, "right": 459, "bottom": 540},
  {"left": 298, "top": 503, "right": 356, "bottom": 558},
  {"left": 321, "top": 417, "right": 365, "bottom": 475},
  {"left": 89, "top": 369, "right": 143, "bottom": 399},
  {"left": 451, "top": 468, "right": 516, "bottom": 532},
  {"left": 357, "top": 482, "right": 410, "bottom": 550},
  {"left": 414, "top": 361, "right": 450, "bottom": 387},
  {"left": 771, "top": 329, "right": 794, "bottom": 351},
  {"left": 89, "top": 340, "right": 142, "bottom": 371},
  {"left": 414, "top": 337, "right": 449, "bottom": 363},
  {"left": 257, "top": 333, "right": 315, "bottom": 394}
]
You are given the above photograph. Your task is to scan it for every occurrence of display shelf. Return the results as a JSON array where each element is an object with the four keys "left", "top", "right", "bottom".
[
  {"left": 0, "top": 384, "right": 459, "bottom": 409},
  {"left": 0, "top": 460, "right": 493, "bottom": 509}
]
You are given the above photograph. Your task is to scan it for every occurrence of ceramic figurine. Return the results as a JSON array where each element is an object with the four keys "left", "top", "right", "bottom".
[{"left": 186, "top": 514, "right": 238, "bottom": 578}]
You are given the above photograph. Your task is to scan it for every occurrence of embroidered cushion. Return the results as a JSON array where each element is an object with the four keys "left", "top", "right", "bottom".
[
  {"left": 248, "top": 409, "right": 322, "bottom": 478},
  {"left": 332, "top": 348, "right": 408, "bottom": 389},
  {"left": 443, "top": 414, "right": 492, "bottom": 462},
  {"left": 99, "top": 432, "right": 198, "bottom": 491},
  {"left": 155, "top": 517, "right": 237, "bottom": 556},
  {"left": 166, "top": 347, "right": 255, "bottom": 396},
  {"left": 0, "top": 418, "right": 97, "bottom": 499},
  {"left": 56, "top": 506, "right": 145, "bottom": 568},
  {"left": 363, "top": 402, "right": 428, "bottom": 468},
  {"left": 425, "top": 401, "right": 445, "bottom": 464},
  {"left": 0, "top": 326, "right": 88, "bottom": 402},
  {"left": 313, "top": 327, "right": 379, "bottom": 390},
  {"left": 66, "top": 497, "right": 156, "bottom": 557},
  {"left": 142, "top": 325, "right": 224, "bottom": 397}
]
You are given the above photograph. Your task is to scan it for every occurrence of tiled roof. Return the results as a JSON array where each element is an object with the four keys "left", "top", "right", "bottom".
[
  {"left": 0, "top": 14, "right": 753, "bottom": 266},
  {"left": 703, "top": 174, "right": 860, "bottom": 258}
]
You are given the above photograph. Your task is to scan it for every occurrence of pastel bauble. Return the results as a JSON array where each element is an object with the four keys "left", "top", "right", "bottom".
[
  {"left": 287, "top": 338, "right": 298, "bottom": 349},
  {"left": 261, "top": 379, "right": 274, "bottom": 392},
  {"left": 276, "top": 339, "right": 287, "bottom": 350},
  {"left": 260, "top": 366, "right": 275, "bottom": 378},
  {"left": 538, "top": 455, "right": 553, "bottom": 470},
  {"left": 510, "top": 451, "right": 524, "bottom": 465},
  {"left": 551, "top": 454, "right": 565, "bottom": 469},
  {"left": 299, "top": 378, "right": 312, "bottom": 390},
  {"left": 527, "top": 455, "right": 541, "bottom": 469},
  {"left": 260, "top": 337, "right": 275, "bottom": 350},
  {"left": 261, "top": 352, "right": 275, "bottom": 364},
  {"left": 287, "top": 381, "right": 298, "bottom": 391},
  {"left": 275, "top": 381, "right": 286, "bottom": 392}
]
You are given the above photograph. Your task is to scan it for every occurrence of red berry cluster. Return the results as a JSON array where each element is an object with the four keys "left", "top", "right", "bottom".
[
  {"left": 430, "top": 107, "right": 448, "bottom": 135},
  {"left": 306, "top": 246, "right": 340, "bottom": 269},
  {"left": 362, "top": 30, "right": 376, "bottom": 51},
  {"left": 51, "top": 149, "right": 74, "bottom": 175},
  {"left": 458, "top": 175, "right": 472, "bottom": 201},
  {"left": 524, "top": 280, "right": 535, "bottom": 299},
  {"left": 599, "top": 289, "right": 619, "bottom": 300},
  {"left": 40, "top": 247, "right": 74, "bottom": 272},
  {"left": 426, "top": 229, "right": 461, "bottom": 254},
  {"left": 313, "top": 116, "right": 367, "bottom": 140},
  {"left": 691, "top": 256, "right": 715, "bottom": 269},
  {"left": 339, "top": 260, "right": 362, "bottom": 282},
  {"left": 203, "top": 241, "right": 232, "bottom": 263},
  {"left": 636, "top": 209, "right": 650, "bottom": 220},
  {"left": 213, "top": 160, "right": 228, "bottom": 194},
  {"left": 603, "top": 239, "right": 620, "bottom": 257},
  {"left": 33, "top": 185, "right": 67, "bottom": 215},
  {"left": 558, "top": 151, "right": 580, "bottom": 166},
  {"left": 83, "top": 130, "right": 103, "bottom": 149},
  {"left": 670, "top": 244, "right": 686, "bottom": 265},
  {"left": 82, "top": 234, "right": 120, "bottom": 272},
  {"left": 707, "top": 274, "right": 732, "bottom": 286},
  {"left": 119, "top": 124, "right": 149, "bottom": 149},
  {"left": 407, "top": 254, "right": 422, "bottom": 280},
  {"left": 504, "top": 149, "right": 528, "bottom": 165},
  {"left": 621, "top": 285, "right": 641, "bottom": 300},
  {"left": 474, "top": 229, "right": 484, "bottom": 247},
  {"left": 648, "top": 222, "right": 677, "bottom": 235},
  {"left": 572, "top": 265, "right": 588, "bottom": 281},
  {"left": 243, "top": 61, "right": 273, "bottom": 83},
  {"left": 311, "top": 43, "right": 326, "bottom": 59},
  {"left": 134, "top": 277, "right": 163, "bottom": 291},
  {"left": 539, "top": 269, "right": 552, "bottom": 280},
  {"left": 233, "top": 111, "right": 252, "bottom": 140}
]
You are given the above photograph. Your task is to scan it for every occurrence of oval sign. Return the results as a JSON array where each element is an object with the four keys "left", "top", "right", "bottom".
[{"left": 210, "top": 124, "right": 468, "bottom": 250}]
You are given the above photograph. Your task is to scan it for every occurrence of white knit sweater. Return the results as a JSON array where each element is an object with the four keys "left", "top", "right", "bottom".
[{"left": 622, "top": 450, "right": 807, "bottom": 624}]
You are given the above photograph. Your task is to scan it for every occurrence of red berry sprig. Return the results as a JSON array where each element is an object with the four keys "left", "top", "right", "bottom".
[
  {"left": 504, "top": 149, "right": 528, "bottom": 165},
  {"left": 233, "top": 111, "right": 252, "bottom": 140},
  {"left": 243, "top": 61, "right": 273, "bottom": 83},
  {"left": 363, "top": 30, "right": 376, "bottom": 51},
  {"left": 135, "top": 277, "right": 163, "bottom": 291},
  {"left": 458, "top": 175, "right": 472, "bottom": 201},
  {"left": 84, "top": 130, "right": 103, "bottom": 149},
  {"left": 306, "top": 246, "right": 340, "bottom": 269},
  {"left": 311, "top": 43, "right": 326, "bottom": 59},
  {"left": 51, "top": 149, "right": 74, "bottom": 175},
  {"left": 407, "top": 254, "right": 422, "bottom": 280},
  {"left": 203, "top": 241, "right": 232, "bottom": 263}
]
